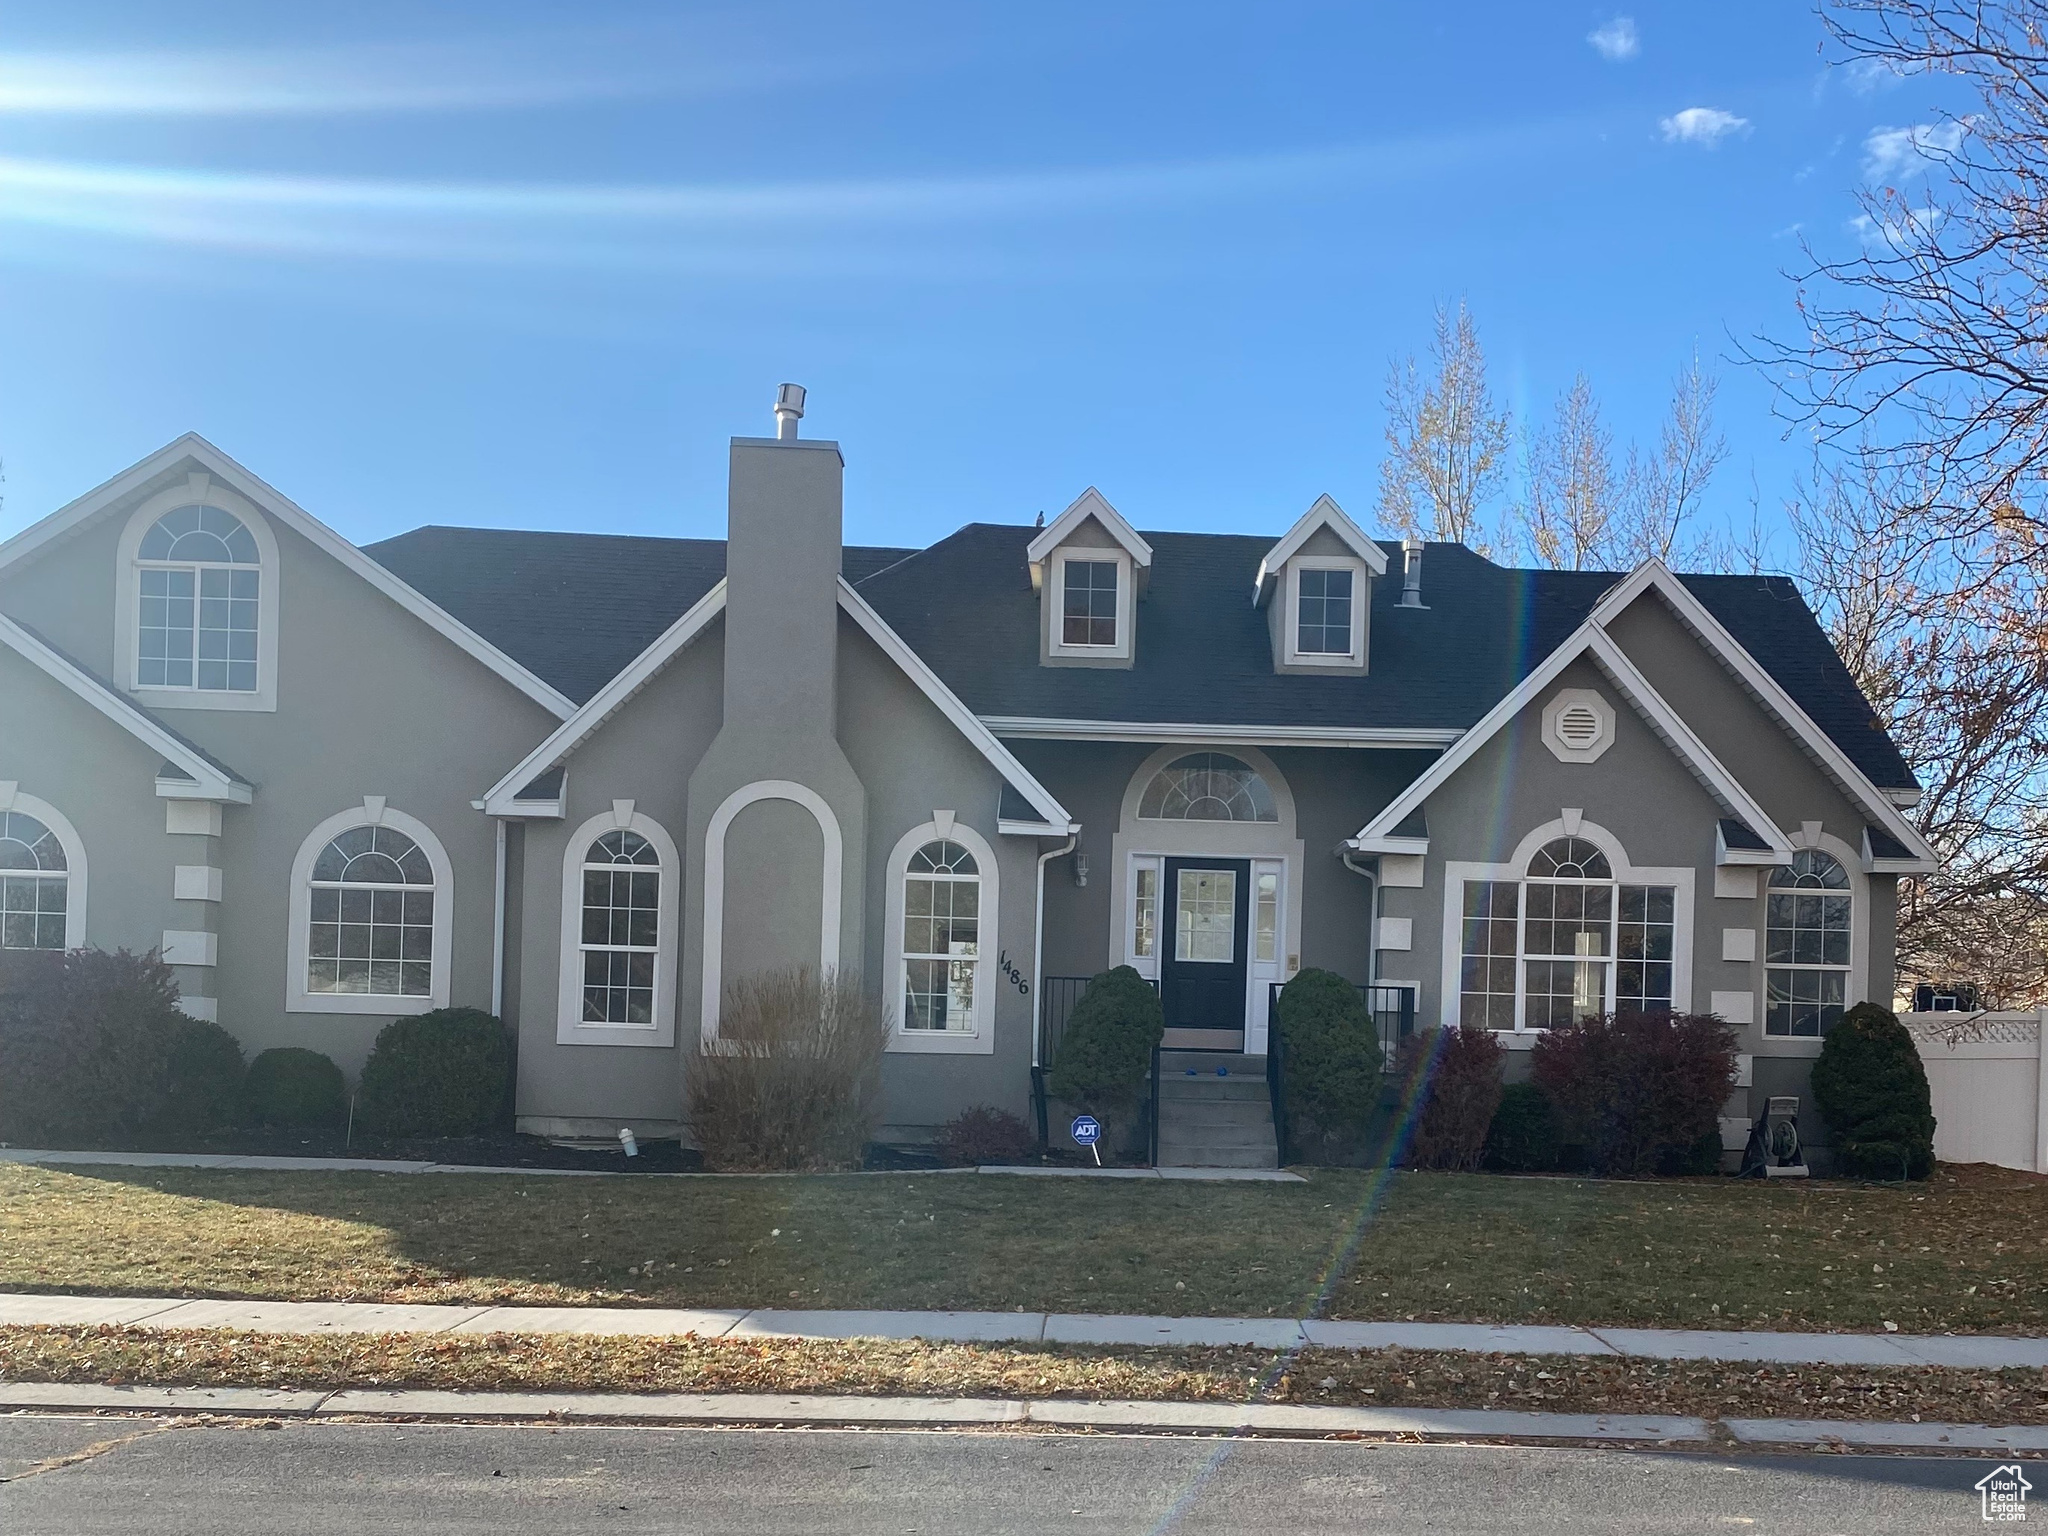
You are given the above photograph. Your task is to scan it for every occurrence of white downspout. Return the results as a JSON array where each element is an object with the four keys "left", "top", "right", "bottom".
[
  {"left": 490, "top": 817, "right": 508, "bottom": 1018},
  {"left": 1341, "top": 849, "right": 1378, "bottom": 985},
  {"left": 1032, "top": 832, "right": 1079, "bottom": 1067}
]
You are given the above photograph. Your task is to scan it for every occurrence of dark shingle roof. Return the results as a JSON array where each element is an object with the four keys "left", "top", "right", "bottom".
[
  {"left": 363, "top": 522, "right": 1914, "bottom": 790},
  {"left": 362, "top": 527, "right": 915, "bottom": 705}
]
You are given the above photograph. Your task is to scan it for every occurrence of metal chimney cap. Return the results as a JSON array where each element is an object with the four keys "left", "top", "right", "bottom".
[
  {"left": 775, "top": 383, "right": 806, "bottom": 415},
  {"left": 1401, "top": 534, "right": 1424, "bottom": 554}
]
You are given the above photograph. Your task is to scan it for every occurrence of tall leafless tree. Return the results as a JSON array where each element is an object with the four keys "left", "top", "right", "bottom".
[
  {"left": 1377, "top": 302, "right": 1514, "bottom": 552},
  {"left": 1521, "top": 373, "right": 1619, "bottom": 570}
]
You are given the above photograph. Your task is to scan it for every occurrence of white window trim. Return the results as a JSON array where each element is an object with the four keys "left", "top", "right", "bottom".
[
  {"left": 1282, "top": 555, "right": 1367, "bottom": 667},
  {"left": 555, "top": 804, "right": 679, "bottom": 1048},
  {"left": 1758, "top": 827, "right": 1867, "bottom": 1051},
  {"left": 0, "top": 785, "right": 87, "bottom": 950},
  {"left": 884, "top": 818, "right": 999, "bottom": 1056},
  {"left": 1438, "top": 816, "right": 1695, "bottom": 1039},
  {"left": 1047, "top": 547, "right": 1132, "bottom": 659},
  {"left": 115, "top": 476, "right": 280, "bottom": 713},
  {"left": 699, "top": 780, "right": 843, "bottom": 1045},
  {"left": 287, "top": 800, "right": 453, "bottom": 1016}
]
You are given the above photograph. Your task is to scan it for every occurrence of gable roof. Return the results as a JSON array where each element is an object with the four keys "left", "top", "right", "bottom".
[
  {"left": 1348, "top": 621, "right": 1795, "bottom": 862},
  {"left": 0, "top": 612, "right": 252, "bottom": 802},
  {"left": 1254, "top": 494, "right": 1387, "bottom": 605},
  {"left": 0, "top": 435, "right": 578, "bottom": 721},
  {"left": 366, "top": 525, "right": 916, "bottom": 705},
  {"left": 1024, "top": 487, "right": 1153, "bottom": 571}
]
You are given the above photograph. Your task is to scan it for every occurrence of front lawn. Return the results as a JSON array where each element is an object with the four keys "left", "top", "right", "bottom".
[{"left": 1, "top": 1162, "right": 2040, "bottom": 1334}]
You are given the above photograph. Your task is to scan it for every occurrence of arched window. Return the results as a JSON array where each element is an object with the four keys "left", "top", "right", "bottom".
[
  {"left": 305, "top": 825, "right": 435, "bottom": 998},
  {"left": 1765, "top": 850, "right": 1852, "bottom": 1037},
  {"left": 1137, "top": 753, "right": 1278, "bottom": 822},
  {"left": 135, "top": 505, "right": 262, "bottom": 693},
  {"left": 0, "top": 810, "right": 69, "bottom": 951},
  {"left": 1457, "top": 830, "right": 1677, "bottom": 1031},
  {"left": 578, "top": 830, "right": 661, "bottom": 1025},
  {"left": 902, "top": 840, "right": 981, "bottom": 1031}
]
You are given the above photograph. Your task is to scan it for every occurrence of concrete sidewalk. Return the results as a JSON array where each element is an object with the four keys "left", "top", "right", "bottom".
[
  {"left": 5, "top": 1380, "right": 2048, "bottom": 1452},
  {"left": 0, "top": 1148, "right": 1305, "bottom": 1183},
  {"left": 5, "top": 1291, "right": 2044, "bottom": 1368}
]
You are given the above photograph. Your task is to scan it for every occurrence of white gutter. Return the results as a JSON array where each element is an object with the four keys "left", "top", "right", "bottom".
[
  {"left": 981, "top": 717, "right": 1461, "bottom": 750},
  {"left": 1031, "top": 833, "right": 1079, "bottom": 1068}
]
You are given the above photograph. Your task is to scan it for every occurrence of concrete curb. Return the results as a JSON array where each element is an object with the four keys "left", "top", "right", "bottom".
[
  {"left": 0, "top": 1382, "right": 1705, "bottom": 1442},
  {"left": 5, "top": 1292, "right": 2045, "bottom": 1369}
]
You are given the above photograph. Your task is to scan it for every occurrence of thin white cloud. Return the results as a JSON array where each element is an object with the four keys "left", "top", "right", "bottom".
[
  {"left": 1851, "top": 204, "right": 1943, "bottom": 247},
  {"left": 1863, "top": 121, "right": 1965, "bottom": 181},
  {"left": 1843, "top": 56, "right": 1908, "bottom": 95},
  {"left": 1660, "top": 107, "right": 1749, "bottom": 146},
  {"left": 1587, "top": 18, "right": 1639, "bottom": 62},
  {"left": 0, "top": 33, "right": 889, "bottom": 115}
]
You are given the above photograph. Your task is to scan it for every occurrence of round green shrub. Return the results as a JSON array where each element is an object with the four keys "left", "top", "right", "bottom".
[
  {"left": 1811, "top": 1001, "right": 1936, "bottom": 1180},
  {"left": 152, "top": 1014, "right": 246, "bottom": 1136},
  {"left": 1485, "top": 1081, "right": 1561, "bottom": 1172},
  {"left": 356, "top": 1007, "right": 511, "bottom": 1137},
  {"left": 1275, "top": 968, "right": 1383, "bottom": 1135},
  {"left": 243, "top": 1047, "right": 346, "bottom": 1129},
  {"left": 1047, "top": 967, "right": 1163, "bottom": 1107}
]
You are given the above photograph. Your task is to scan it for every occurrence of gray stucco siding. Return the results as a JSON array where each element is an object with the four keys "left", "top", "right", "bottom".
[
  {"left": 838, "top": 613, "right": 1038, "bottom": 1136},
  {"left": 509, "top": 623, "right": 724, "bottom": 1134}
]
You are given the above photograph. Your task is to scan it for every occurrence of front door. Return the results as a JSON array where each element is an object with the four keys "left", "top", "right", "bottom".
[{"left": 1159, "top": 857, "right": 1250, "bottom": 1050}]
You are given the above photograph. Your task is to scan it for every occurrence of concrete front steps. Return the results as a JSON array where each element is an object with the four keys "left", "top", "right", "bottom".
[{"left": 1155, "top": 1051, "right": 1278, "bottom": 1169}]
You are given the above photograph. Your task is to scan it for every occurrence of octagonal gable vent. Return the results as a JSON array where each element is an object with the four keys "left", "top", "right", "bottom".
[{"left": 1541, "top": 687, "right": 1616, "bottom": 763}]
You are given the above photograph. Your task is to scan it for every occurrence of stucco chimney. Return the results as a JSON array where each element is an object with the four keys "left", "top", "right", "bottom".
[{"left": 1398, "top": 536, "right": 1427, "bottom": 609}]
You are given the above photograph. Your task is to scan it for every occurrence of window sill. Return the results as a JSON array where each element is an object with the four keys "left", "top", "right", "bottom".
[
  {"left": 132, "top": 686, "right": 277, "bottom": 714},
  {"left": 1753, "top": 1036, "right": 1827, "bottom": 1057},
  {"left": 288, "top": 992, "right": 442, "bottom": 1017},
  {"left": 557, "top": 1020, "right": 673, "bottom": 1049},
  {"left": 887, "top": 1029, "right": 995, "bottom": 1056}
]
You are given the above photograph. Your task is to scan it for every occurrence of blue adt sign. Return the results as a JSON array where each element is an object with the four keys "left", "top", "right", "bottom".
[{"left": 1069, "top": 1114, "right": 1101, "bottom": 1146}]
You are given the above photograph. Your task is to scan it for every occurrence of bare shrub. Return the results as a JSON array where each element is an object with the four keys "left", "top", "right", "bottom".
[
  {"left": 1397, "top": 1026, "right": 1505, "bottom": 1172},
  {"left": 935, "top": 1105, "right": 1038, "bottom": 1167},
  {"left": 687, "top": 966, "right": 889, "bottom": 1171}
]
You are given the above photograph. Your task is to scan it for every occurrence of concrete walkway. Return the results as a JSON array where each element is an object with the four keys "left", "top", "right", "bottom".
[
  {"left": 4, "top": 1380, "right": 2047, "bottom": 1452},
  {"left": 0, "top": 1148, "right": 1305, "bottom": 1183},
  {"left": 5, "top": 1292, "right": 2043, "bottom": 1368}
]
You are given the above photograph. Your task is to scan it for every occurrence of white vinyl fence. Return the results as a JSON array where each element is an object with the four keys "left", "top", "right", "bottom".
[{"left": 1902, "top": 1008, "right": 2048, "bottom": 1174}]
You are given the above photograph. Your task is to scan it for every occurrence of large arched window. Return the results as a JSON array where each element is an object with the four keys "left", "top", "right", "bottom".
[
  {"left": 578, "top": 830, "right": 660, "bottom": 1025},
  {"left": 136, "top": 505, "right": 262, "bottom": 694},
  {"left": 0, "top": 809, "right": 70, "bottom": 951},
  {"left": 306, "top": 825, "right": 435, "bottom": 998},
  {"left": 289, "top": 805, "right": 452, "bottom": 1015},
  {"left": 1457, "top": 831, "right": 1678, "bottom": 1031},
  {"left": 1765, "top": 849, "right": 1852, "bottom": 1037},
  {"left": 1137, "top": 753, "right": 1279, "bottom": 822}
]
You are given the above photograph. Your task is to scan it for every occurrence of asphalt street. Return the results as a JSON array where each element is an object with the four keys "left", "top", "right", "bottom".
[{"left": 0, "top": 1414, "right": 2033, "bottom": 1533}]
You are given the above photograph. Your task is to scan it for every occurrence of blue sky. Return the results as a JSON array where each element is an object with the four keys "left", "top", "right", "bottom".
[{"left": 0, "top": 3, "right": 1961, "bottom": 560}]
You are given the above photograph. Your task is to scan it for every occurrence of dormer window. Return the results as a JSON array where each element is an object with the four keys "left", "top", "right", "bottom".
[
  {"left": 1029, "top": 488, "right": 1152, "bottom": 669},
  {"left": 1293, "top": 564, "right": 1355, "bottom": 657},
  {"left": 1060, "top": 556, "right": 1121, "bottom": 648},
  {"left": 1255, "top": 495, "right": 1385, "bottom": 675}
]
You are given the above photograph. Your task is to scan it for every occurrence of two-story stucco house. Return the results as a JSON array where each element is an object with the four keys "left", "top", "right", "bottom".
[{"left": 0, "top": 387, "right": 1935, "bottom": 1162}]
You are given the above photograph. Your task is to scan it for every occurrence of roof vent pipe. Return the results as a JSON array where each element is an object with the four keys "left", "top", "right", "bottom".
[
  {"left": 773, "top": 382, "right": 806, "bottom": 441},
  {"left": 1398, "top": 536, "right": 1427, "bottom": 608}
]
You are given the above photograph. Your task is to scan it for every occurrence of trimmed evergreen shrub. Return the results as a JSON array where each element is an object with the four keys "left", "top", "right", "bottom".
[
  {"left": 355, "top": 1007, "right": 511, "bottom": 1137},
  {"left": 1811, "top": 1001, "right": 1937, "bottom": 1180},
  {"left": 935, "top": 1105, "right": 1038, "bottom": 1166},
  {"left": 1485, "top": 1081, "right": 1562, "bottom": 1173},
  {"left": 0, "top": 947, "right": 243, "bottom": 1145},
  {"left": 1274, "top": 968, "right": 1383, "bottom": 1137},
  {"left": 1047, "top": 966, "right": 1164, "bottom": 1108},
  {"left": 243, "top": 1047, "right": 347, "bottom": 1129},
  {"left": 1531, "top": 1012, "right": 1737, "bottom": 1177},
  {"left": 1400, "top": 1026, "right": 1505, "bottom": 1171}
]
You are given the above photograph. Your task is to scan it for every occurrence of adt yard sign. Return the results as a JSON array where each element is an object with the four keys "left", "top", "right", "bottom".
[{"left": 1070, "top": 1113, "right": 1103, "bottom": 1165}]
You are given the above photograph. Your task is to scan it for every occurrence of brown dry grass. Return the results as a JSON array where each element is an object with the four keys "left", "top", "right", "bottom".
[{"left": 3, "top": 1325, "right": 2045, "bottom": 1426}]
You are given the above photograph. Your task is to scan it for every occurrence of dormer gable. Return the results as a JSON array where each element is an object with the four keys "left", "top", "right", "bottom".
[
  {"left": 1028, "top": 488, "right": 1152, "bottom": 669},
  {"left": 1253, "top": 495, "right": 1386, "bottom": 675}
]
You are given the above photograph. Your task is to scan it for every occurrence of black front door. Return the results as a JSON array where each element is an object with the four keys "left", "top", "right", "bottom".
[{"left": 1159, "top": 857, "right": 1250, "bottom": 1047}]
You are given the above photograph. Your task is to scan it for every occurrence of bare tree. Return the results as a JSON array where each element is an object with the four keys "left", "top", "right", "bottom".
[
  {"left": 1789, "top": 450, "right": 2048, "bottom": 1004},
  {"left": 1616, "top": 351, "right": 1731, "bottom": 564},
  {"left": 1518, "top": 374, "right": 1619, "bottom": 569},
  {"left": 1377, "top": 302, "right": 1514, "bottom": 551}
]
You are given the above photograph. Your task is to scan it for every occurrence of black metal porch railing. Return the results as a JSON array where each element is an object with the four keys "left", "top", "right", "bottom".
[
  {"left": 1034, "top": 973, "right": 1161, "bottom": 1158},
  {"left": 1263, "top": 980, "right": 1418, "bottom": 1166}
]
